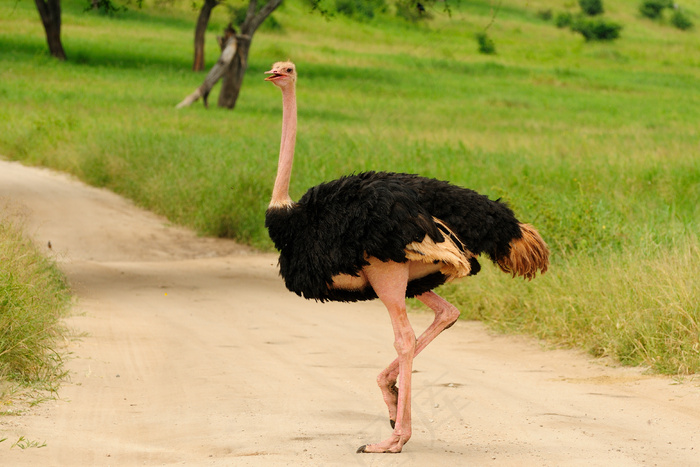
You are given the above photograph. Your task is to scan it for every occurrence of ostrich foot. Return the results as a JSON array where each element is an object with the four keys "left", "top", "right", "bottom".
[
  {"left": 378, "top": 379, "right": 399, "bottom": 428},
  {"left": 356, "top": 432, "right": 410, "bottom": 453}
]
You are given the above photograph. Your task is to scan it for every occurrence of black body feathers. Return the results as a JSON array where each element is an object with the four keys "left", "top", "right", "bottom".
[{"left": 265, "top": 171, "right": 523, "bottom": 302}]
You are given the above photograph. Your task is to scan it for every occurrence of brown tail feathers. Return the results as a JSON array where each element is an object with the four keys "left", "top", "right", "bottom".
[{"left": 497, "top": 223, "right": 550, "bottom": 280}]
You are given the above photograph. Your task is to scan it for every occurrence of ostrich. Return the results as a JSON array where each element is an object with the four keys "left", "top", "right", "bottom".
[{"left": 264, "top": 61, "right": 549, "bottom": 454}]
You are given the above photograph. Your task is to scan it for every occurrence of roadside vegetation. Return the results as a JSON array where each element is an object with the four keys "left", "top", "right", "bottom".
[
  {"left": 0, "top": 213, "right": 72, "bottom": 409},
  {"left": 1, "top": 0, "right": 698, "bottom": 373}
]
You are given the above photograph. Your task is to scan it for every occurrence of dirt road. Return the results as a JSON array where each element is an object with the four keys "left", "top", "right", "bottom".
[{"left": 1, "top": 160, "right": 698, "bottom": 466}]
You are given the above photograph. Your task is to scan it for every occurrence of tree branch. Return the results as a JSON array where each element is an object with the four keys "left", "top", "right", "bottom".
[
  {"left": 244, "top": 0, "right": 258, "bottom": 26},
  {"left": 242, "top": 0, "right": 283, "bottom": 34}
]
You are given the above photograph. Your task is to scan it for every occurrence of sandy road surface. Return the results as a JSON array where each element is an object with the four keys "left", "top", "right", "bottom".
[{"left": 1, "top": 159, "right": 699, "bottom": 466}]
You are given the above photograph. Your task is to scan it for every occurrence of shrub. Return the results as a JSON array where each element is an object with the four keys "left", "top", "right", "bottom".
[
  {"left": 537, "top": 9, "right": 553, "bottom": 21},
  {"left": 84, "top": 0, "right": 126, "bottom": 16},
  {"left": 579, "top": 0, "right": 604, "bottom": 16},
  {"left": 639, "top": 0, "right": 672, "bottom": 19},
  {"left": 571, "top": 17, "right": 622, "bottom": 41},
  {"left": 475, "top": 32, "right": 496, "bottom": 54},
  {"left": 395, "top": 0, "right": 431, "bottom": 22},
  {"left": 555, "top": 11, "right": 574, "bottom": 28},
  {"left": 670, "top": 8, "right": 694, "bottom": 29},
  {"left": 638, "top": 1, "right": 694, "bottom": 31},
  {"left": 335, "top": 0, "right": 387, "bottom": 20}
]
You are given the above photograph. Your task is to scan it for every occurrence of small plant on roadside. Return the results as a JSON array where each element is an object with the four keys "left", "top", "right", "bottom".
[{"left": 10, "top": 436, "right": 47, "bottom": 449}]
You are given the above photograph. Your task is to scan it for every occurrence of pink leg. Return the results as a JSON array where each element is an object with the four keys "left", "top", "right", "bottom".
[
  {"left": 357, "top": 259, "right": 416, "bottom": 454},
  {"left": 376, "top": 291, "right": 460, "bottom": 428}
]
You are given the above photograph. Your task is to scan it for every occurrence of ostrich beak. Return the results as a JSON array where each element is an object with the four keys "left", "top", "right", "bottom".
[{"left": 264, "top": 70, "right": 284, "bottom": 81}]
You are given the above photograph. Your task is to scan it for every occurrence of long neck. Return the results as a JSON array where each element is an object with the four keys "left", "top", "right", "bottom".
[{"left": 270, "top": 84, "right": 297, "bottom": 208}]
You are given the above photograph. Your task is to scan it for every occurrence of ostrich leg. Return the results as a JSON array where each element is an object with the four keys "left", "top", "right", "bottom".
[
  {"left": 357, "top": 259, "right": 416, "bottom": 454},
  {"left": 376, "top": 291, "right": 460, "bottom": 428}
]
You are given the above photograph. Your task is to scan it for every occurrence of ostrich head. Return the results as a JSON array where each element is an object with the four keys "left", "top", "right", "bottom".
[{"left": 264, "top": 61, "right": 296, "bottom": 90}]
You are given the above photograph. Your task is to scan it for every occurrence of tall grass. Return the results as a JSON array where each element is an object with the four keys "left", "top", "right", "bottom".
[
  {"left": 1, "top": 0, "right": 698, "bottom": 372},
  {"left": 0, "top": 214, "right": 72, "bottom": 403},
  {"left": 441, "top": 233, "right": 699, "bottom": 374}
]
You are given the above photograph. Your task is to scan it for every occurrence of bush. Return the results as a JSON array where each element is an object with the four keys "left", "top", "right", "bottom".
[
  {"left": 579, "top": 0, "right": 604, "bottom": 16},
  {"left": 475, "top": 32, "right": 496, "bottom": 54},
  {"left": 571, "top": 17, "right": 622, "bottom": 41},
  {"left": 537, "top": 9, "right": 553, "bottom": 21},
  {"left": 638, "top": 1, "right": 694, "bottom": 31},
  {"left": 555, "top": 11, "right": 574, "bottom": 28},
  {"left": 395, "top": 0, "right": 431, "bottom": 22},
  {"left": 84, "top": 0, "right": 127, "bottom": 16},
  {"left": 639, "top": 0, "right": 672, "bottom": 19},
  {"left": 335, "top": 0, "right": 387, "bottom": 20},
  {"left": 671, "top": 8, "right": 694, "bottom": 29}
]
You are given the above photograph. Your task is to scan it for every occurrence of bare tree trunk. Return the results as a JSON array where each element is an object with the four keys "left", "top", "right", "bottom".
[
  {"left": 217, "top": 0, "right": 283, "bottom": 110},
  {"left": 34, "top": 0, "right": 66, "bottom": 61},
  {"left": 216, "top": 36, "right": 251, "bottom": 109},
  {"left": 193, "top": 0, "right": 220, "bottom": 72},
  {"left": 177, "top": 33, "right": 239, "bottom": 108}
]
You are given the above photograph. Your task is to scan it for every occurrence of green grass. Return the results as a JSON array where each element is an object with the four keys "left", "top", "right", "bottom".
[
  {"left": 441, "top": 235, "right": 699, "bottom": 374},
  {"left": 0, "top": 213, "right": 72, "bottom": 405},
  {"left": 1, "top": 0, "right": 698, "bottom": 373}
]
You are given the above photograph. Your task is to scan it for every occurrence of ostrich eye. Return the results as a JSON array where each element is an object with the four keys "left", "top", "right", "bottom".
[{"left": 287, "top": 68, "right": 293, "bottom": 73}]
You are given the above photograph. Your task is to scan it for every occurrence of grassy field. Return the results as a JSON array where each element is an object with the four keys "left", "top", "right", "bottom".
[
  {"left": 1, "top": 0, "right": 698, "bottom": 373},
  {"left": 0, "top": 212, "right": 72, "bottom": 407}
]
